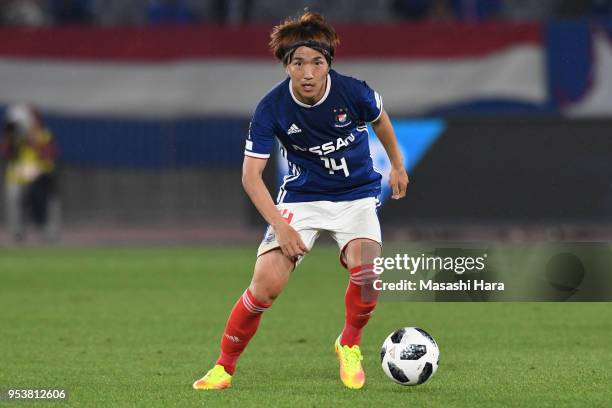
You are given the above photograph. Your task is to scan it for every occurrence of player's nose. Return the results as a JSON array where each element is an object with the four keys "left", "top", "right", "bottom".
[{"left": 303, "top": 67, "right": 314, "bottom": 79}]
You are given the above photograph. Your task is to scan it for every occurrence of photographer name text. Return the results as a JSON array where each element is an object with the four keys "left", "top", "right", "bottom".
[{"left": 374, "top": 279, "right": 504, "bottom": 292}]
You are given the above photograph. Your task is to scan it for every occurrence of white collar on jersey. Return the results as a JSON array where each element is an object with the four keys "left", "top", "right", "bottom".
[{"left": 288, "top": 73, "right": 331, "bottom": 108}]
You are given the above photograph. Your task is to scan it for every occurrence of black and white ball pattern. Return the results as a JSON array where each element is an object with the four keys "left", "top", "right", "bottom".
[{"left": 380, "top": 327, "right": 439, "bottom": 386}]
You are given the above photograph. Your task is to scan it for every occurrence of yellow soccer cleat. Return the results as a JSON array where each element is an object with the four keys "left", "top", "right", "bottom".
[
  {"left": 192, "top": 364, "right": 232, "bottom": 390},
  {"left": 335, "top": 335, "right": 365, "bottom": 389}
]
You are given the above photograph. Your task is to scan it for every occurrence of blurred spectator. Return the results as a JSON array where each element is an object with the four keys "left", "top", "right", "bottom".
[
  {"left": 89, "top": 0, "right": 149, "bottom": 26},
  {"left": 0, "top": 0, "right": 47, "bottom": 26},
  {"left": 557, "top": 0, "right": 589, "bottom": 17},
  {"left": 49, "top": 0, "right": 93, "bottom": 24},
  {"left": 146, "top": 0, "right": 195, "bottom": 24},
  {"left": 392, "top": 0, "right": 453, "bottom": 21},
  {"left": 555, "top": 0, "right": 612, "bottom": 18},
  {"left": 451, "top": 0, "right": 502, "bottom": 21},
  {"left": 500, "top": 0, "right": 559, "bottom": 21},
  {"left": 213, "top": 0, "right": 253, "bottom": 25},
  {"left": 0, "top": 104, "right": 60, "bottom": 243},
  {"left": 392, "top": 0, "right": 434, "bottom": 20},
  {"left": 590, "top": 0, "right": 612, "bottom": 16},
  {"left": 392, "top": 0, "right": 502, "bottom": 22},
  {"left": 2, "top": 0, "right": 610, "bottom": 27}
]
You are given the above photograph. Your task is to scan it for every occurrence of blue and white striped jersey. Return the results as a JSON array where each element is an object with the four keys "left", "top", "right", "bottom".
[{"left": 245, "top": 69, "right": 383, "bottom": 203}]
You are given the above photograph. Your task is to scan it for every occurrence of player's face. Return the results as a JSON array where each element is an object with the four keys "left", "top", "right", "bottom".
[{"left": 286, "top": 46, "right": 329, "bottom": 105}]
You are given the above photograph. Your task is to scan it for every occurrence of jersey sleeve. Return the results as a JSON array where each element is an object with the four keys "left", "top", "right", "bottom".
[
  {"left": 245, "top": 101, "right": 275, "bottom": 159},
  {"left": 356, "top": 80, "right": 383, "bottom": 123}
]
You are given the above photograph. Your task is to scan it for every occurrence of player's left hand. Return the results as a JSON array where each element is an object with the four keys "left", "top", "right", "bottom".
[{"left": 389, "top": 166, "right": 409, "bottom": 200}]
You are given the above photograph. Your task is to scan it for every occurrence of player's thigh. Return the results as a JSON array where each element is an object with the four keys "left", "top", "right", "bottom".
[
  {"left": 331, "top": 197, "right": 382, "bottom": 268},
  {"left": 249, "top": 249, "right": 294, "bottom": 303}
]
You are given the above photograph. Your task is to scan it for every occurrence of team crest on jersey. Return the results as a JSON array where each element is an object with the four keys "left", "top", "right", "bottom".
[{"left": 333, "top": 108, "right": 351, "bottom": 128}]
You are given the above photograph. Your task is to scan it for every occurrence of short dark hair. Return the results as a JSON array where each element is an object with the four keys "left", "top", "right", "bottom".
[{"left": 269, "top": 11, "right": 340, "bottom": 66}]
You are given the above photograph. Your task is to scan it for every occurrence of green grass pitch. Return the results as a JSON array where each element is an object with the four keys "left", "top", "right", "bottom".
[{"left": 0, "top": 247, "right": 610, "bottom": 407}]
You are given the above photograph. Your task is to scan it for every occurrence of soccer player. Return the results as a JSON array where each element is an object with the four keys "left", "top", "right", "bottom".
[{"left": 193, "top": 11, "right": 408, "bottom": 390}]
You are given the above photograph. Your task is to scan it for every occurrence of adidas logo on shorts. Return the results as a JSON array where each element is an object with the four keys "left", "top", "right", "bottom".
[{"left": 287, "top": 123, "right": 302, "bottom": 135}]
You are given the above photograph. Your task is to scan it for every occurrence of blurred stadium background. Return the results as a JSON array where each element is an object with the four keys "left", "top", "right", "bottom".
[{"left": 1, "top": 0, "right": 612, "bottom": 245}]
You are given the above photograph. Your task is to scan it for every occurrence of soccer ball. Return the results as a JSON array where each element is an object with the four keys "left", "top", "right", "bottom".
[{"left": 380, "top": 327, "right": 439, "bottom": 386}]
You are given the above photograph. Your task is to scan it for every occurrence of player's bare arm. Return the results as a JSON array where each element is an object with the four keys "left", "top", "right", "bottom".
[
  {"left": 242, "top": 156, "right": 308, "bottom": 258},
  {"left": 372, "top": 109, "right": 409, "bottom": 199}
]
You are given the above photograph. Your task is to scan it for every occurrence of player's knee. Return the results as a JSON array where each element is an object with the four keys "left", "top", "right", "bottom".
[
  {"left": 344, "top": 240, "right": 381, "bottom": 270},
  {"left": 256, "top": 294, "right": 278, "bottom": 304},
  {"left": 249, "top": 283, "right": 282, "bottom": 304},
  {"left": 263, "top": 291, "right": 280, "bottom": 303}
]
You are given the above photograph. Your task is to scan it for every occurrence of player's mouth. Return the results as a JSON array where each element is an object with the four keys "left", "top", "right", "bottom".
[{"left": 302, "top": 83, "right": 315, "bottom": 92}]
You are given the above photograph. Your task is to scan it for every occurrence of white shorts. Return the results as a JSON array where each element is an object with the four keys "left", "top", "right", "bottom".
[{"left": 257, "top": 197, "right": 382, "bottom": 268}]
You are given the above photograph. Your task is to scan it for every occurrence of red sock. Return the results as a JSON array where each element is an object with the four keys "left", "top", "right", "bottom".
[
  {"left": 341, "top": 264, "right": 379, "bottom": 347},
  {"left": 216, "top": 288, "right": 271, "bottom": 374}
]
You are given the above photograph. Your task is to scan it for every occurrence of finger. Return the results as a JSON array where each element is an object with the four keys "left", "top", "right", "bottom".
[
  {"left": 298, "top": 237, "right": 309, "bottom": 253},
  {"left": 285, "top": 248, "right": 299, "bottom": 263},
  {"left": 287, "top": 241, "right": 301, "bottom": 258},
  {"left": 280, "top": 244, "right": 290, "bottom": 258},
  {"left": 398, "top": 180, "right": 408, "bottom": 198},
  {"left": 391, "top": 180, "right": 400, "bottom": 199},
  {"left": 294, "top": 240, "right": 306, "bottom": 256}
]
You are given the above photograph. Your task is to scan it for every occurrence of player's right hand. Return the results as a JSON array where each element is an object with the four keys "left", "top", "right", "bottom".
[{"left": 274, "top": 222, "right": 309, "bottom": 260}]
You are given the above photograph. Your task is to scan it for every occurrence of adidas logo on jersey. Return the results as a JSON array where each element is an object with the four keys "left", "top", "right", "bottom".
[{"left": 287, "top": 124, "right": 302, "bottom": 135}]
